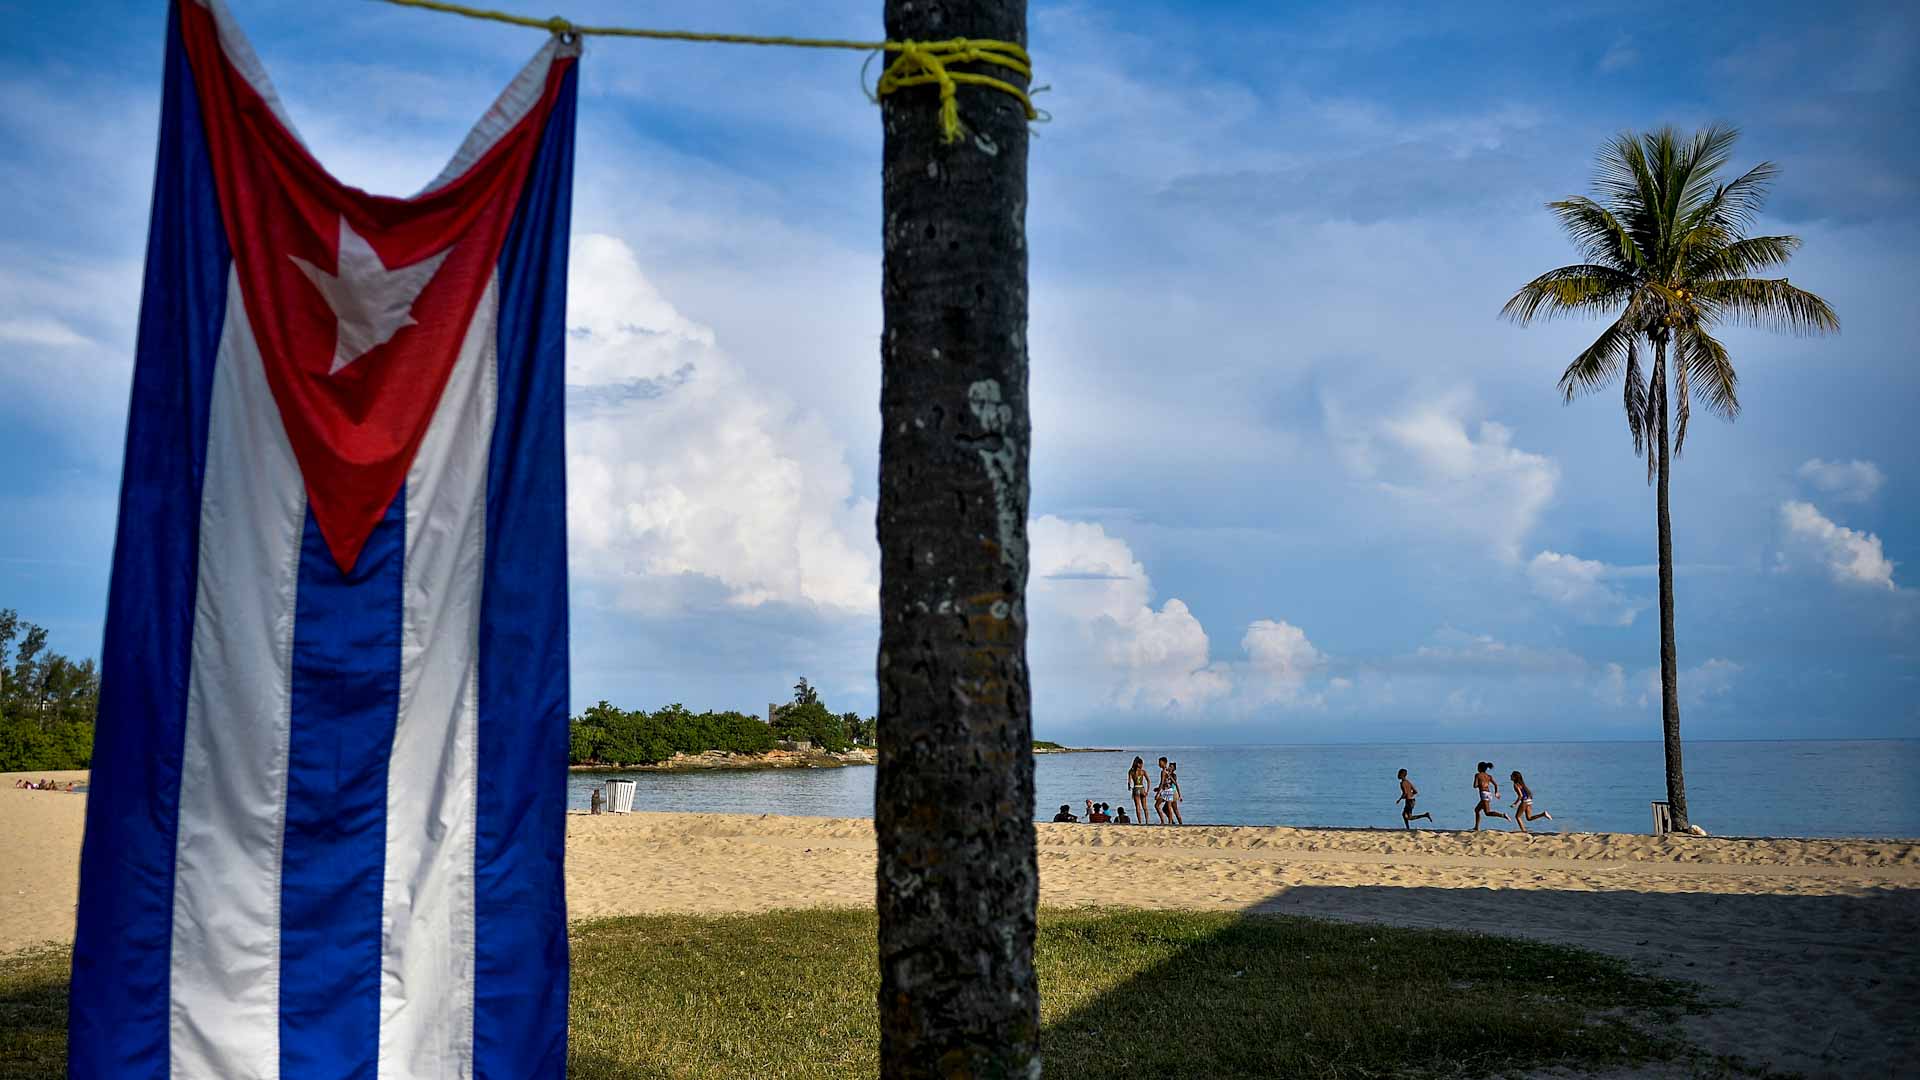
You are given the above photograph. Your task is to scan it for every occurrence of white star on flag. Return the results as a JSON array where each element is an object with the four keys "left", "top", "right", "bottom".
[{"left": 291, "top": 216, "right": 450, "bottom": 374}]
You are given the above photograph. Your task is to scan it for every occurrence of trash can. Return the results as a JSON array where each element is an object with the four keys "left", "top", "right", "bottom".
[{"left": 608, "top": 779, "right": 637, "bottom": 814}]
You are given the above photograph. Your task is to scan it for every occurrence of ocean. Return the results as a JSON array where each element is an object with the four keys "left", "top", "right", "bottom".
[{"left": 566, "top": 739, "right": 1920, "bottom": 839}]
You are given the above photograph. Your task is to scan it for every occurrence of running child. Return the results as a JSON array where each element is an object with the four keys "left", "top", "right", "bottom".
[
  {"left": 1510, "top": 769, "right": 1552, "bottom": 830},
  {"left": 1472, "top": 761, "right": 1509, "bottom": 830},
  {"left": 1397, "top": 768, "right": 1432, "bottom": 828}
]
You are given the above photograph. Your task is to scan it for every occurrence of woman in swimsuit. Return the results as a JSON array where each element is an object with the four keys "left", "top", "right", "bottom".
[
  {"left": 1472, "top": 761, "right": 1509, "bottom": 831},
  {"left": 1127, "top": 756, "right": 1151, "bottom": 825},
  {"left": 1510, "top": 770, "right": 1552, "bottom": 831}
]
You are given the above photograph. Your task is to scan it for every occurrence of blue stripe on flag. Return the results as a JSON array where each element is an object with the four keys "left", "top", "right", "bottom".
[
  {"left": 69, "top": 4, "right": 229, "bottom": 1074},
  {"left": 279, "top": 497, "right": 406, "bottom": 1079},
  {"left": 475, "top": 63, "right": 576, "bottom": 1080}
]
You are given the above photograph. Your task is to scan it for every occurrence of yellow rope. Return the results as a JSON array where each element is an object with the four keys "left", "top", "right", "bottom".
[{"left": 376, "top": 0, "right": 1037, "bottom": 143}]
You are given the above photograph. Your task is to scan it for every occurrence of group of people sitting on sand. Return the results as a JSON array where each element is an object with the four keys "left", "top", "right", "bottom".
[
  {"left": 12, "top": 778, "right": 77, "bottom": 792},
  {"left": 1054, "top": 755, "right": 1186, "bottom": 825},
  {"left": 1396, "top": 761, "right": 1552, "bottom": 832}
]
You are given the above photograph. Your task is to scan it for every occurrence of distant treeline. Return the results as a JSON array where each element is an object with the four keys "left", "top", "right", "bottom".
[
  {"left": 569, "top": 678, "right": 876, "bottom": 766},
  {"left": 1, "top": 609, "right": 98, "bottom": 772}
]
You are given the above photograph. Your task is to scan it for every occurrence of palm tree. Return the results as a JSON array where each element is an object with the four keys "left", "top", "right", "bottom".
[
  {"left": 875, "top": 0, "right": 1040, "bottom": 1075},
  {"left": 1503, "top": 125, "right": 1837, "bottom": 831}
]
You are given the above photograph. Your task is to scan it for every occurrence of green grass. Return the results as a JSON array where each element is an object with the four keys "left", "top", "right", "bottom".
[{"left": 5, "top": 909, "right": 1708, "bottom": 1079}]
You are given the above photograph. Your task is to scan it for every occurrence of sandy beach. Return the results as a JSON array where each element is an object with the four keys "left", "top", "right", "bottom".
[{"left": 7, "top": 777, "right": 1916, "bottom": 1076}]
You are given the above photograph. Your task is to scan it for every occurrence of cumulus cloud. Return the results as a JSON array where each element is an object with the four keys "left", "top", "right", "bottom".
[
  {"left": 1797, "top": 458, "right": 1885, "bottom": 503},
  {"left": 1331, "top": 392, "right": 1559, "bottom": 561},
  {"left": 564, "top": 234, "right": 879, "bottom": 613},
  {"left": 1779, "top": 500, "right": 1898, "bottom": 590},
  {"left": 1634, "top": 658, "right": 1742, "bottom": 708},
  {"left": 1526, "top": 550, "right": 1644, "bottom": 626},
  {"left": 1028, "top": 516, "right": 1323, "bottom": 713}
]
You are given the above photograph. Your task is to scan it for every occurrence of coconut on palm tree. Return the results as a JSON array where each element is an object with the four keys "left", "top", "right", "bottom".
[{"left": 1503, "top": 124, "right": 1837, "bottom": 831}]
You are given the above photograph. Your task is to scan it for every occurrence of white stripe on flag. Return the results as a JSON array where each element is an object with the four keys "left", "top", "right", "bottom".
[
  {"left": 170, "top": 266, "right": 304, "bottom": 1080},
  {"left": 379, "top": 277, "right": 496, "bottom": 1077}
]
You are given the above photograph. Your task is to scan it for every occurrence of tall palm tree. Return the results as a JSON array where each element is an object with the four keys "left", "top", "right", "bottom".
[
  {"left": 1503, "top": 125, "right": 1837, "bottom": 832},
  {"left": 876, "top": 0, "right": 1040, "bottom": 1075}
]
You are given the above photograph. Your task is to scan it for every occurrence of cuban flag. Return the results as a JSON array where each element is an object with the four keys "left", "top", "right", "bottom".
[{"left": 69, "top": 2, "right": 576, "bottom": 1076}]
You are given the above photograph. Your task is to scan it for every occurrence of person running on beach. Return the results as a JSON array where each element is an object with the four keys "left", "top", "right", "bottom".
[
  {"left": 1510, "top": 770, "right": 1552, "bottom": 830},
  {"left": 1472, "top": 761, "right": 1509, "bottom": 830},
  {"left": 1397, "top": 769, "right": 1432, "bottom": 828},
  {"left": 1153, "top": 756, "right": 1171, "bottom": 824},
  {"left": 1127, "top": 756, "right": 1152, "bottom": 825},
  {"left": 1163, "top": 762, "right": 1184, "bottom": 825}
]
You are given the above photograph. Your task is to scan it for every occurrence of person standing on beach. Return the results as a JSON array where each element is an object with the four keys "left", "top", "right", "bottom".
[
  {"left": 1472, "top": 761, "right": 1509, "bottom": 830},
  {"left": 1127, "top": 756, "right": 1152, "bottom": 825},
  {"left": 1510, "top": 770, "right": 1552, "bottom": 830},
  {"left": 1397, "top": 769, "right": 1432, "bottom": 828},
  {"left": 1163, "top": 762, "right": 1184, "bottom": 825}
]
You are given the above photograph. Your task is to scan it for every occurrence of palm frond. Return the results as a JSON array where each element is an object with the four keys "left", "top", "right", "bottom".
[
  {"left": 1692, "top": 277, "right": 1840, "bottom": 335},
  {"left": 1623, "top": 337, "right": 1648, "bottom": 459},
  {"left": 1678, "top": 124, "right": 1741, "bottom": 212},
  {"left": 1546, "top": 197, "right": 1644, "bottom": 272},
  {"left": 1556, "top": 312, "right": 1638, "bottom": 400},
  {"left": 1644, "top": 344, "right": 1666, "bottom": 484},
  {"left": 1688, "top": 235, "right": 1801, "bottom": 281},
  {"left": 1501, "top": 264, "right": 1637, "bottom": 323},
  {"left": 1686, "top": 160, "right": 1778, "bottom": 235},
  {"left": 1677, "top": 327, "right": 1739, "bottom": 433}
]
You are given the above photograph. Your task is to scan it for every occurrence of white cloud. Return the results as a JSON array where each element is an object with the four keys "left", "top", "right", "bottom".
[
  {"left": 1239, "top": 619, "right": 1324, "bottom": 704},
  {"left": 1779, "top": 500, "right": 1898, "bottom": 590},
  {"left": 1527, "top": 549, "right": 1644, "bottom": 626},
  {"left": 1332, "top": 392, "right": 1559, "bottom": 561},
  {"left": 563, "top": 234, "right": 879, "bottom": 613},
  {"left": 1598, "top": 37, "right": 1640, "bottom": 72},
  {"left": 1029, "top": 516, "right": 1230, "bottom": 710},
  {"left": 1797, "top": 458, "right": 1884, "bottom": 503},
  {"left": 1594, "top": 662, "right": 1628, "bottom": 707},
  {"left": 1635, "top": 658, "right": 1742, "bottom": 708},
  {"left": 1028, "top": 516, "right": 1325, "bottom": 713}
]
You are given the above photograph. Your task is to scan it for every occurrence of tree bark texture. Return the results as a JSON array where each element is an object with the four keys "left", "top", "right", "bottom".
[
  {"left": 875, "top": 0, "right": 1039, "bottom": 1077},
  {"left": 1653, "top": 340, "right": 1690, "bottom": 830}
]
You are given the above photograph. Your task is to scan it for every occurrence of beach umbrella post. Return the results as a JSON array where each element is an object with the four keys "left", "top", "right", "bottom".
[{"left": 873, "top": 0, "right": 1041, "bottom": 1074}]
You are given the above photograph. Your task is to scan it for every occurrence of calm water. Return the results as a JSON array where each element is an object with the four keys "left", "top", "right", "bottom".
[{"left": 567, "top": 740, "right": 1920, "bottom": 839}]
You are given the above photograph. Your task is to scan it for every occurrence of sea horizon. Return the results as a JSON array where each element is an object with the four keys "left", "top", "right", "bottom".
[{"left": 569, "top": 737, "right": 1920, "bottom": 841}]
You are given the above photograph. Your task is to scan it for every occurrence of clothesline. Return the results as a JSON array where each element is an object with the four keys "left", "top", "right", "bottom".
[{"left": 375, "top": 0, "right": 1043, "bottom": 143}]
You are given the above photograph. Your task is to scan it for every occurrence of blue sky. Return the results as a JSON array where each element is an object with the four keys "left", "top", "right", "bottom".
[{"left": 1, "top": 0, "right": 1915, "bottom": 743}]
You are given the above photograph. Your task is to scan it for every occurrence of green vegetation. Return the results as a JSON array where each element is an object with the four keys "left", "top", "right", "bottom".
[
  {"left": 3, "top": 908, "right": 1709, "bottom": 1079},
  {"left": 1503, "top": 125, "right": 1837, "bottom": 831},
  {"left": 570, "top": 678, "right": 874, "bottom": 766},
  {"left": 0, "top": 609, "right": 97, "bottom": 772}
]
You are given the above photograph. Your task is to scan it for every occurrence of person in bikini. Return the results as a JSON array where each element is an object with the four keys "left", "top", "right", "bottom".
[
  {"left": 1127, "top": 756, "right": 1152, "bottom": 825},
  {"left": 1472, "top": 761, "right": 1509, "bottom": 830},
  {"left": 1510, "top": 769, "right": 1552, "bottom": 831},
  {"left": 1163, "top": 762, "right": 1184, "bottom": 825},
  {"left": 1396, "top": 768, "right": 1432, "bottom": 828}
]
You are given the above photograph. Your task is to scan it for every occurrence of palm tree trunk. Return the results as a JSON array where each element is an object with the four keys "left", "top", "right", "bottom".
[
  {"left": 875, "top": 0, "right": 1040, "bottom": 1075},
  {"left": 1653, "top": 339, "right": 1690, "bottom": 830}
]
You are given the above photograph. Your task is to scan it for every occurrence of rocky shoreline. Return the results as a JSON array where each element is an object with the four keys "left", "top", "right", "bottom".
[
  {"left": 570, "top": 747, "right": 877, "bottom": 773},
  {"left": 572, "top": 744, "right": 1117, "bottom": 773}
]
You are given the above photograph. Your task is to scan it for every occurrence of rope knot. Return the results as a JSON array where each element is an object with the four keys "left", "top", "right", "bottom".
[{"left": 875, "top": 37, "right": 1034, "bottom": 143}]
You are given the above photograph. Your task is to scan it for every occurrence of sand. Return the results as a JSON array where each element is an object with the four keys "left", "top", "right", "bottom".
[{"left": 7, "top": 776, "right": 1916, "bottom": 1077}]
